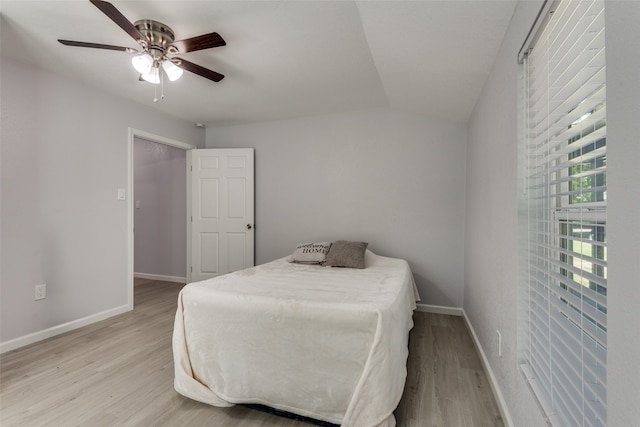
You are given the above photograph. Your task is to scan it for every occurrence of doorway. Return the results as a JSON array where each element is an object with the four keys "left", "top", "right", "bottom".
[
  {"left": 127, "top": 129, "right": 196, "bottom": 309},
  {"left": 134, "top": 137, "right": 187, "bottom": 282}
]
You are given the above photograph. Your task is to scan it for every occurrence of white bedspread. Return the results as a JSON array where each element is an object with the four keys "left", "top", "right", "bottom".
[{"left": 173, "top": 250, "right": 419, "bottom": 427}]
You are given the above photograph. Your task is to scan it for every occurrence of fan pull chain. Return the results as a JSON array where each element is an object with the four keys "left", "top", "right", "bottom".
[
  {"left": 153, "top": 78, "right": 158, "bottom": 103},
  {"left": 153, "top": 66, "right": 166, "bottom": 103},
  {"left": 161, "top": 68, "right": 165, "bottom": 100}
]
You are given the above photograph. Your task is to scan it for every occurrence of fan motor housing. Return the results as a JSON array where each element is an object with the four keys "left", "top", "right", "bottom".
[{"left": 134, "top": 19, "right": 175, "bottom": 56}]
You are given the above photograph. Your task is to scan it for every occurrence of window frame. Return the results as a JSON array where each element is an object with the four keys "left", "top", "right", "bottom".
[{"left": 517, "top": 1, "right": 608, "bottom": 426}]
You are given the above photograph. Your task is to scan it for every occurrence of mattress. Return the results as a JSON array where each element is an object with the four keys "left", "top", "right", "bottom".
[{"left": 172, "top": 250, "right": 419, "bottom": 427}]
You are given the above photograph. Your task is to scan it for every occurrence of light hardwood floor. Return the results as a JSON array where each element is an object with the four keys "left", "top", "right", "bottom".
[{"left": 0, "top": 280, "right": 503, "bottom": 426}]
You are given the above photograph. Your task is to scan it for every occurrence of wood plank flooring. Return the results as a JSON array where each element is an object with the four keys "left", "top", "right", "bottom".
[{"left": 0, "top": 279, "right": 503, "bottom": 426}]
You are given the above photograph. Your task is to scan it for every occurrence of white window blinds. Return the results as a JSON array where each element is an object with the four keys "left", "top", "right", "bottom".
[{"left": 519, "top": 1, "right": 607, "bottom": 426}]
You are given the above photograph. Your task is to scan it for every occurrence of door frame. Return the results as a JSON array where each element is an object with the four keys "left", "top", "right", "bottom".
[{"left": 126, "top": 128, "right": 196, "bottom": 310}]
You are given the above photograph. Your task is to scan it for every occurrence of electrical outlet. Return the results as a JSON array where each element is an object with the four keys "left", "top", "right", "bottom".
[
  {"left": 497, "top": 330, "right": 502, "bottom": 357},
  {"left": 35, "top": 284, "right": 46, "bottom": 300}
]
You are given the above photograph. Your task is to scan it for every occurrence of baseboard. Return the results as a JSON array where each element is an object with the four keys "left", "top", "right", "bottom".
[
  {"left": 134, "top": 272, "right": 187, "bottom": 284},
  {"left": 0, "top": 304, "right": 131, "bottom": 354},
  {"left": 461, "top": 309, "right": 514, "bottom": 427},
  {"left": 415, "top": 302, "right": 463, "bottom": 316}
]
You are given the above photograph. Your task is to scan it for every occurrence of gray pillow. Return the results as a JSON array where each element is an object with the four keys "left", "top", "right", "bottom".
[
  {"left": 287, "top": 242, "right": 332, "bottom": 264},
  {"left": 325, "top": 240, "right": 368, "bottom": 269}
]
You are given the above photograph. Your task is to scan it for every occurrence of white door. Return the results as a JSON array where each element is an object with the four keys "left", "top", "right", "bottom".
[{"left": 188, "top": 148, "right": 254, "bottom": 282}]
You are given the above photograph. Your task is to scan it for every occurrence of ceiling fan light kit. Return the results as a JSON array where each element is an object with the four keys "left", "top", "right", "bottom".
[
  {"left": 141, "top": 66, "right": 160, "bottom": 84},
  {"left": 162, "top": 60, "right": 183, "bottom": 82},
  {"left": 131, "top": 52, "right": 153, "bottom": 74},
  {"left": 133, "top": 19, "right": 180, "bottom": 85},
  {"left": 58, "top": 0, "right": 226, "bottom": 99}
]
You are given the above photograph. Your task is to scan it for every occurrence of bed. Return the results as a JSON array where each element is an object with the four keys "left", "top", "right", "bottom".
[{"left": 172, "top": 245, "right": 419, "bottom": 427}]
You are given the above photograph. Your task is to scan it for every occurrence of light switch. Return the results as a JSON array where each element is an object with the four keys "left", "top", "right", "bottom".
[
  {"left": 117, "top": 188, "right": 126, "bottom": 201},
  {"left": 135, "top": 200, "right": 141, "bottom": 209}
]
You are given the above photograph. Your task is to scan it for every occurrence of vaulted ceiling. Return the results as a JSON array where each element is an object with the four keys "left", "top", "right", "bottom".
[{"left": 0, "top": 1, "right": 516, "bottom": 127}]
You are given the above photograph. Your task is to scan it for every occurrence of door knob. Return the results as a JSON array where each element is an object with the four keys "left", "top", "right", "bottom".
[{"left": 247, "top": 224, "right": 252, "bottom": 230}]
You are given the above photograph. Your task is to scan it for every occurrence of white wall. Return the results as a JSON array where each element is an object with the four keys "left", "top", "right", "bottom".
[
  {"left": 0, "top": 57, "right": 204, "bottom": 349},
  {"left": 465, "top": 1, "right": 640, "bottom": 425},
  {"left": 206, "top": 107, "right": 467, "bottom": 307},
  {"left": 465, "top": 2, "right": 544, "bottom": 423},
  {"left": 604, "top": 2, "right": 640, "bottom": 425},
  {"left": 133, "top": 138, "right": 187, "bottom": 280}
]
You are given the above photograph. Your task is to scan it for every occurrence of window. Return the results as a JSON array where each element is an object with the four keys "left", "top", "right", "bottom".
[{"left": 518, "top": 1, "right": 607, "bottom": 426}]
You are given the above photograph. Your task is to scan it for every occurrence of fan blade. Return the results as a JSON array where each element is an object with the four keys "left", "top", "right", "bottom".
[
  {"left": 90, "top": 0, "right": 149, "bottom": 45},
  {"left": 175, "top": 58, "right": 224, "bottom": 82},
  {"left": 170, "top": 32, "right": 226, "bottom": 54},
  {"left": 58, "top": 39, "right": 138, "bottom": 53}
]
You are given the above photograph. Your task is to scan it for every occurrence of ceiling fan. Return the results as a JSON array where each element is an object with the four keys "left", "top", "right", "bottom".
[{"left": 58, "top": 0, "right": 226, "bottom": 85}]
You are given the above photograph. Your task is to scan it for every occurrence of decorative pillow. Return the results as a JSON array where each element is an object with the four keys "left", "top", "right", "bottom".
[
  {"left": 287, "top": 242, "right": 332, "bottom": 264},
  {"left": 325, "top": 240, "right": 368, "bottom": 269}
]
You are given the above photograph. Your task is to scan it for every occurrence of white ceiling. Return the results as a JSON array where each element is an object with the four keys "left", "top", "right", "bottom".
[{"left": 0, "top": 0, "right": 516, "bottom": 127}]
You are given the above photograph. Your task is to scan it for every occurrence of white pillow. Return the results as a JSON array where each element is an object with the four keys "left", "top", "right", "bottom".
[{"left": 287, "top": 242, "right": 332, "bottom": 264}]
